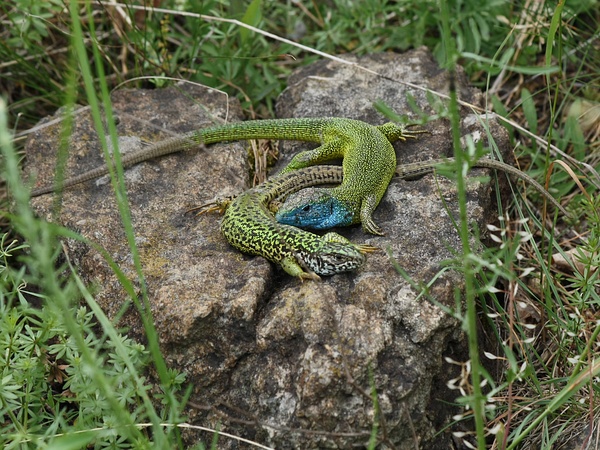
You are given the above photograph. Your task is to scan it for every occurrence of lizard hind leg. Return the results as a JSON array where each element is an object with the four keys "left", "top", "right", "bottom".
[
  {"left": 360, "top": 194, "right": 384, "bottom": 236},
  {"left": 187, "top": 196, "right": 234, "bottom": 216}
]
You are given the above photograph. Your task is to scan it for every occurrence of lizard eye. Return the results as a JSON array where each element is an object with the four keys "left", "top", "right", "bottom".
[{"left": 302, "top": 205, "right": 311, "bottom": 212}]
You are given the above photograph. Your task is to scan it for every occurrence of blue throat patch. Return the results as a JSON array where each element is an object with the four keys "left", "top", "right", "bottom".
[{"left": 276, "top": 194, "right": 354, "bottom": 229}]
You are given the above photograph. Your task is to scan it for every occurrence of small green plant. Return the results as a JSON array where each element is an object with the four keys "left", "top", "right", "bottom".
[
  {"left": 0, "top": 75, "right": 189, "bottom": 447},
  {"left": 0, "top": 231, "right": 189, "bottom": 448},
  {"left": 2, "top": 0, "right": 65, "bottom": 49}
]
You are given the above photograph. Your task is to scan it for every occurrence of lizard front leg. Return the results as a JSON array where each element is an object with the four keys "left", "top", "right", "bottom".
[
  {"left": 280, "top": 256, "right": 321, "bottom": 281},
  {"left": 377, "top": 122, "right": 428, "bottom": 143},
  {"left": 280, "top": 140, "right": 345, "bottom": 174}
]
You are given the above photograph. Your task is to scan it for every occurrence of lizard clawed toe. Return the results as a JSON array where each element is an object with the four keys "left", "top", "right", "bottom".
[
  {"left": 357, "top": 244, "right": 380, "bottom": 254},
  {"left": 396, "top": 124, "right": 429, "bottom": 141},
  {"left": 362, "top": 219, "right": 385, "bottom": 236},
  {"left": 187, "top": 196, "right": 233, "bottom": 216}
]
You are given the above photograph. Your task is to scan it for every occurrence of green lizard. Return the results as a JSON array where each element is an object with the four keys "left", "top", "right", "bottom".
[
  {"left": 196, "top": 165, "right": 376, "bottom": 281},
  {"left": 277, "top": 120, "right": 424, "bottom": 235},
  {"left": 30, "top": 117, "right": 420, "bottom": 209},
  {"left": 202, "top": 156, "right": 568, "bottom": 279},
  {"left": 275, "top": 157, "right": 569, "bottom": 230}
]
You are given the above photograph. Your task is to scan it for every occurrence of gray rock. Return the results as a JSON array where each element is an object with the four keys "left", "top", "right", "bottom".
[{"left": 26, "top": 47, "right": 510, "bottom": 449}]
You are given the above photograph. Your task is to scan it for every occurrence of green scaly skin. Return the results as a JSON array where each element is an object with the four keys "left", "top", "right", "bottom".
[
  {"left": 29, "top": 117, "right": 400, "bottom": 278},
  {"left": 30, "top": 117, "right": 417, "bottom": 204},
  {"left": 200, "top": 165, "right": 376, "bottom": 280},
  {"left": 275, "top": 157, "right": 569, "bottom": 229},
  {"left": 279, "top": 120, "right": 423, "bottom": 235}
]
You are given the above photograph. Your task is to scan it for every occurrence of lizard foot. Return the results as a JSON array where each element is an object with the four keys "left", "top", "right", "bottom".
[
  {"left": 187, "top": 196, "right": 234, "bottom": 216},
  {"left": 397, "top": 123, "right": 429, "bottom": 141},
  {"left": 378, "top": 122, "right": 429, "bottom": 143},
  {"left": 281, "top": 256, "right": 321, "bottom": 281},
  {"left": 362, "top": 217, "right": 384, "bottom": 236},
  {"left": 299, "top": 271, "right": 321, "bottom": 282},
  {"left": 357, "top": 244, "right": 380, "bottom": 254}
]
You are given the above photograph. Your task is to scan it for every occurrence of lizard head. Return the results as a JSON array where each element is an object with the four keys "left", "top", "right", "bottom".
[
  {"left": 299, "top": 241, "right": 366, "bottom": 276},
  {"left": 275, "top": 188, "right": 356, "bottom": 230}
]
